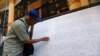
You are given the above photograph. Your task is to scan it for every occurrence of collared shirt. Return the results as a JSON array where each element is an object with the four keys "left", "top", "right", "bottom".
[{"left": 3, "top": 17, "right": 30, "bottom": 55}]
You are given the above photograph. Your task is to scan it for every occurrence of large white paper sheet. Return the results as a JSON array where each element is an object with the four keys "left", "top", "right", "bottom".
[{"left": 32, "top": 5, "right": 100, "bottom": 56}]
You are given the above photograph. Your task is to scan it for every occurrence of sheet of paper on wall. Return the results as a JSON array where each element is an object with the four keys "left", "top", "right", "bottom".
[{"left": 32, "top": 5, "right": 100, "bottom": 56}]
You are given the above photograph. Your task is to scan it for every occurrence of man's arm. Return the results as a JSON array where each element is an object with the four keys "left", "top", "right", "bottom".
[
  {"left": 25, "top": 37, "right": 49, "bottom": 44},
  {"left": 13, "top": 22, "right": 49, "bottom": 44}
]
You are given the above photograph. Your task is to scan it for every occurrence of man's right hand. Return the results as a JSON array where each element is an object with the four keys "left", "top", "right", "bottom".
[{"left": 41, "top": 37, "right": 49, "bottom": 41}]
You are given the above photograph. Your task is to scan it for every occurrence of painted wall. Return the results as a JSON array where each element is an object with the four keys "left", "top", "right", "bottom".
[{"left": 32, "top": 5, "right": 100, "bottom": 56}]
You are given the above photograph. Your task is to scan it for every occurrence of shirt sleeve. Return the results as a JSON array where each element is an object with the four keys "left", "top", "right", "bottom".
[{"left": 12, "top": 22, "right": 30, "bottom": 41}]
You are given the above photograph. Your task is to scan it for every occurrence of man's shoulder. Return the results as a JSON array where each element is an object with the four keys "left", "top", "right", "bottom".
[{"left": 13, "top": 18, "right": 24, "bottom": 26}]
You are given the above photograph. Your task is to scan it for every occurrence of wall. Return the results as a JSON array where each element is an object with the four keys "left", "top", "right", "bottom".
[
  {"left": 32, "top": 5, "right": 100, "bottom": 56},
  {"left": 0, "top": 0, "right": 7, "bottom": 9},
  {"left": 68, "top": 0, "right": 81, "bottom": 10},
  {"left": 0, "top": 0, "right": 21, "bottom": 11}
]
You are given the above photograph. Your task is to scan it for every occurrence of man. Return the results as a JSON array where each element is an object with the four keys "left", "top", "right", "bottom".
[{"left": 3, "top": 10, "right": 49, "bottom": 56}]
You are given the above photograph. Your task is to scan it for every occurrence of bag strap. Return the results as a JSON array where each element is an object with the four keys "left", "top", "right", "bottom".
[
  {"left": 19, "top": 19, "right": 33, "bottom": 39},
  {"left": 18, "top": 19, "right": 28, "bottom": 32}
]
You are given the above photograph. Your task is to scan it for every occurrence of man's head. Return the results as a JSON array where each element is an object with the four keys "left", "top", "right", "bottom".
[{"left": 25, "top": 9, "right": 42, "bottom": 25}]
